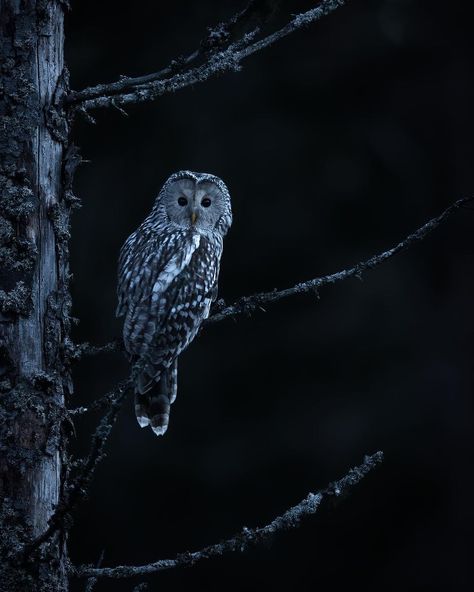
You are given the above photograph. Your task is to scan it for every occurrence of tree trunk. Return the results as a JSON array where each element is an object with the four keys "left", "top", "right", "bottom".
[{"left": 0, "top": 1, "right": 70, "bottom": 590}]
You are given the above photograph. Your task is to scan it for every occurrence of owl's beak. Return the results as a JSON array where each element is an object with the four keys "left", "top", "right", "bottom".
[{"left": 190, "top": 211, "right": 198, "bottom": 225}]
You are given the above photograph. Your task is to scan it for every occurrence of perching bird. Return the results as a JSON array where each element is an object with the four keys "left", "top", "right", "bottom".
[{"left": 116, "top": 171, "right": 232, "bottom": 436}]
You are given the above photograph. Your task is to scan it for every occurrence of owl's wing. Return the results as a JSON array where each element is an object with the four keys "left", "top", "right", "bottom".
[
  {"left": 117, "top": 228, "right": 198, "bottom": 314},
  {"left": 116, "top": 230, "right": 137, "bottom": 318},
  {"left": 118, "top": 228, "right": 203, "bottom": 352}
]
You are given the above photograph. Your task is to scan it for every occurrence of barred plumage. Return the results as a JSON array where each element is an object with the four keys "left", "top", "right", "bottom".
[{"left": 117, "top": 171, "right": 232, "bottom": 435}]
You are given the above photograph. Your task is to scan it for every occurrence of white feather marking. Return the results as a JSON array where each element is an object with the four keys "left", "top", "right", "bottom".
[
  {"left": 151, "top": 424, "right": 168, "bottom": 436},
  {"left": 136, "top": 414, "right": 150, "bottom": 428},
  {"left": 151, "top": 234, "right": 201, "bottom": 297}
]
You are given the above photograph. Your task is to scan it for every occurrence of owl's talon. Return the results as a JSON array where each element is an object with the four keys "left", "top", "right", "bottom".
[{"left": 211, "top": 298, "right": 226, "bottom": 313}]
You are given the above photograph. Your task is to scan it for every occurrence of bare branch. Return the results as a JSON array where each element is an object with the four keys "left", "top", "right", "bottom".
[
  {"left": 71, "top": 196, "right": 472, "bottom": 363},
  {"left": 66, "top": 0, "right": 280, "bottom": 109},
  {"left": 69, "top": 338, "right": 123, "bottom": 361},
  {"left": 74, "top": 451, "right": 383, "bottom": 579},
  {"left": 206, "top": 196, "right": 473, "bottom": 324},
  {"left": 26, "top": 380, "right": 132, "bottom": 553},
  {"left": 66, "top": 0, "right": 347, "bottom": 111}
]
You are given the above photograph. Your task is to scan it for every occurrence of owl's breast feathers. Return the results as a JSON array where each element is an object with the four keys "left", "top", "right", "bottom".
[{"left": 117, "top": 226, "right": 222, "bottom": 367}]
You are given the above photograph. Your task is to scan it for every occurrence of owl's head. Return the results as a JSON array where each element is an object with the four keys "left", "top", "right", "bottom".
[{"left": 155, "top": 171, "right": 232, "bottom": 236}]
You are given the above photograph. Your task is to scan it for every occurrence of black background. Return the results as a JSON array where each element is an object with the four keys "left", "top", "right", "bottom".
[{"left": 66, "top": 1, "right": 473, "bottom": 590}]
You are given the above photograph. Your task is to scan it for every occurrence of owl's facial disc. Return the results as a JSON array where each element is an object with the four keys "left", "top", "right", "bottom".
[{"left": 164, "top": 177, "right": 228, "bottom": 232}]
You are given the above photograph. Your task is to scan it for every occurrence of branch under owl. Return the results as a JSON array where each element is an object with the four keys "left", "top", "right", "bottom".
[
  {"left": 71, "top": 196, "right": 472, "bottom": 366},
  {"left": 207, "top": 196, "right": 473, "bottom": 323},
  {"left": 65, "top": 0, "right": 347, "bottom": 112},
  {"left": 73, "top": 451, "right": 383, "bottom": 580}
]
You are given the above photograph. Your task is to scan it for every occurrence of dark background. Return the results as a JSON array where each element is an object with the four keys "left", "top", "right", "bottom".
[{"left": 65, "top": 1, "right": 474, "bottom": 590}]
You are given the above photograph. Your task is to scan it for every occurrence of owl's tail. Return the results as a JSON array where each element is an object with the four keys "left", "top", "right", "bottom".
[{"left": 134, "top": 360, "right": 178, "bottom": 436}]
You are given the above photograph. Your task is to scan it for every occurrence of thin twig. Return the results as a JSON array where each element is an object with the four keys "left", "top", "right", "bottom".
[
  {"left": 69, "top": 338, "right": 122, "bottom": 361},
  {"left": 74, "top": 451, "right": 383, "bottom": 579},
  {"left": 84, "top": 579, "right": 96, "bottom": 592},
  {"left": 68, "top": 385, "right": 124, "bottom": 416},
  {"left": 84, "top": 550, "right": 105, "bottom": 592},
  {"left": 66, "top": 0, "right": 347, "bottom": 111},
  {"left": 84, "top": 575, "right": 97, "bottom": 592},
  {"left": 25, "top": 380, "right": 132, "bottom": 554}
]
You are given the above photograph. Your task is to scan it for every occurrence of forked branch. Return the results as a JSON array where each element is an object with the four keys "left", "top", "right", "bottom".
[
  {"left": 74, "top": 451, "right": 383, "bottom": 579},
  {"left": 66, "top": 0, "right": 348, "bottom": 111}
]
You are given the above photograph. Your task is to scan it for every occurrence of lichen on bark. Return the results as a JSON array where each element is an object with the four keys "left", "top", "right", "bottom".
[{"left": 0, "top": 1, "right": 70, "bottom": 590}]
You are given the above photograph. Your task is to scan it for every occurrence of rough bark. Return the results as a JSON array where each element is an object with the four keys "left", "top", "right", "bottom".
[{"left": 0, "top": 1, "right": 71, "bottom": 590}]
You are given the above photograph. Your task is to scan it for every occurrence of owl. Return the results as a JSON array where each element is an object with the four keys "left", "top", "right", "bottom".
[{"left": 116, "top": 171, "right": 232, "bottom": 436}]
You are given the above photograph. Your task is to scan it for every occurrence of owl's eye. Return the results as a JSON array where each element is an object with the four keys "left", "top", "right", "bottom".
[
  {"left": 201, "top": 197, "right": 211, "bottom": 208},
  {"left": 177, "top": 196, "right": 188, "bottom": 207}
]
